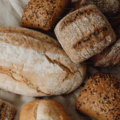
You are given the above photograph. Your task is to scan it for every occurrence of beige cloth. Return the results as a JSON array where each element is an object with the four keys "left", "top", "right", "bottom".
[{"left": 0, "top": 0, "right": 119, "bottom": 120}]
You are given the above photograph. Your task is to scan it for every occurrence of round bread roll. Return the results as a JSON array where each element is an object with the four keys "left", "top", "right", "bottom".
[
  {"left": 55, "top": 4, "right": 116, "bottom": 64},
  {"left": 80, "top": 0, "right": 120, "bottom": 16},
  {"left": 76, "top": 73, "right": 120, "bottom": 120},
  {"left": 0, "top": 26, "right": 86, "bottom": 96},
  {"left": 19, "top": 99, "right": 72, "bottom": 120}
]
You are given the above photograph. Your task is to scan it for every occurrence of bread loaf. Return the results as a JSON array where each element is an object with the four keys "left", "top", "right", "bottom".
[
  {"left": 76, "top": 73, "right": 120, "bottom": 120},
  {"left": 90, "top": 38, "right": 120, "bottom": 67},
  {"left": 21, "top": 0, "right": 71, "bottom": 31},
  {"left": 0, "top": 26, "right": 86, "bottom": 96},
  {"left": 19, "top": 99, "right": 72, "bottom": 120},
  {"left": 0, "top": 99, "right": 16, "bottom": 120},
  {"left": 55, "top": 5, "right": 116, "bottom": 64}
]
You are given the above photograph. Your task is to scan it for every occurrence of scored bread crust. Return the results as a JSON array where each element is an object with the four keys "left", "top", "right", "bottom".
[
  {"left": 0, "top": 26, "right": 86, "bottom": 96},
  {"left": 90, "top": 38, "right": 120, "bottom": 67},
  {"left": 55, "top": 4, "right": 116, "bottom": 64},
  {"left": 76, "top": 73, "right": 120, "bottom": 120},
  {"left": 0, "top": 99, "right": 16, "bottom": 120},
  {"left": 19, "top": 99, "right": 72, "bottom": 120}
]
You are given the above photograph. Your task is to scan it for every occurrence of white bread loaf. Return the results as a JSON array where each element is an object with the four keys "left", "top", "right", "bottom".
[
  {"left": 19, "top": 99, "right": 72, "bottom": 120},
  {"left": 0, "top": 26, "right": 86, "bottom": 96}
]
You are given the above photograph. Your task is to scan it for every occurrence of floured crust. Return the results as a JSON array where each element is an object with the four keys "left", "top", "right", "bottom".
[
  {"left": 76, "top": 73, "right": 120, "bottom": 120},
  {"left": 0, "top": 26, "right": 86, "bottom": 96},
  {"left": 0, "top": 99, "right": 16, "bottom": 120},
  {"left": 90, "top": 38, "right": 120, "bottom": 67},
  {"left": 55, "top": 4, "right": 116, "bottom": 64},
  {"left": 21, "top": 0, "right": 71, "bottom": 31},
  {"left": 19, "top": 99, "right": 72, "bottom": 120}
]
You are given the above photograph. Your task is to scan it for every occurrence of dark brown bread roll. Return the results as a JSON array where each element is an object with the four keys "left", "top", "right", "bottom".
[
  {"left": 55, "top": 5, "right": 116, "bottom": 64},
  {"left": 21, "top": 0, "right": 71, "bottom": 31},
  {"left": 0, "top": 99, "right": 16, "bottom": 120},
  {"left": 76, "top": 73, "right": 120, "bottom": 120},
  {"left": 80, "top": 0, "right": 120, "bottom": 16}
]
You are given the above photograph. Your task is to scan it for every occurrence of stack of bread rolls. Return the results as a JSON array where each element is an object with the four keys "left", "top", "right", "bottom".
[{"left": 1, "top": 0, "right": 120, "bottom": 120}]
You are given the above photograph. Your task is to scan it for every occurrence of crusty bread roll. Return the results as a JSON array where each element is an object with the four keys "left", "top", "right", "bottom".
[
  {"left": 55, "top": 5, "right": 116, "bottom": 64},
  {"left": 80, "top": 0, "right": 120, "bottom": 16},
  {"left": 21, "top": 0, "right": 71, "bottom": 31},
  {"left": 0, "top": 26, "right": 86, "bottom": 96},
  {"left": 90, "top": 38, "right": 120, "bottom": 67},
  {"left": 0, "top": 99, "right": 16, "bottom": 120},
  {"left": 76, "top": 73, "right": 120, "bottom": 120},
  {"left": 19, "top": 99, "right": 72, "bottom": 120}
]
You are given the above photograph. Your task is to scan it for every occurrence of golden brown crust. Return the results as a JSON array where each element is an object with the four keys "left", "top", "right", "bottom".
[
  {"left": 55, "top": 5, "right": 116, "bottom": 64},
  {"left": 19, "top": 99, "right": 72, "bottom": 120},
  {"left": 21, "top": 0, "right": 71, "bottom": 31},
  {"left": 76, "top": 73, "right": 120, "bottom": 120}
]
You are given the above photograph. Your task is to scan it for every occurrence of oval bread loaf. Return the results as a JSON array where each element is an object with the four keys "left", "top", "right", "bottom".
[
  {"left": 0, "top": 26, "right": 86, "bottom": 96},
  {"left": 19, "top": 99, "right": 72, "bottom": 120}
]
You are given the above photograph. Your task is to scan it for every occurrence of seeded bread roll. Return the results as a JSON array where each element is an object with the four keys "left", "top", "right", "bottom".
[
  {"left": 21, "top": 0, "right": 71, "bottom": 31},
  {"left": 0, "top": 26, "right": 86, "bottom": 96},
  {"left": 76, "top": 73, "right": 120, "bottom": 120},
  {"left": 19, "top": 99, "right": 72, "bottom": 120},
  {"left": 0, "top": 99, "right": 16, "bottom": 120},
  {"left": 55, "top": 5, "right": 116, "bottom": 64}
]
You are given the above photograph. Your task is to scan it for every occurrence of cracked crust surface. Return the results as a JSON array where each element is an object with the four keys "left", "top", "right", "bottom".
[
  {"left": 0, "top": 26, "right": 86, "bottom": 96},
  {"left": 55, "top": 4, "right": 116, "bottom": 64},
  {"left": 19, "top": 99, "right": 72, "bottom": 120},
  {"left": 0, "top": 99, "right": 16, "bottom": 120}
]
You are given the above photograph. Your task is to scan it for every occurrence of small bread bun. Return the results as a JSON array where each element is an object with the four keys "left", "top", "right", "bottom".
[
  {"left": 0, "top": 99, "right": 16, "bottom": 120},
  {"left": 19, "top": 99, "right": 72, "bottom": 120},
  {"left": 76, "top": 73, "right": 120, "bottom": 120},
  {"left": 55, "top": 5, "right": 116, "bottom": 64},
  {"left": 21, "top": 0, "right": 71, "bottom": 31}
]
